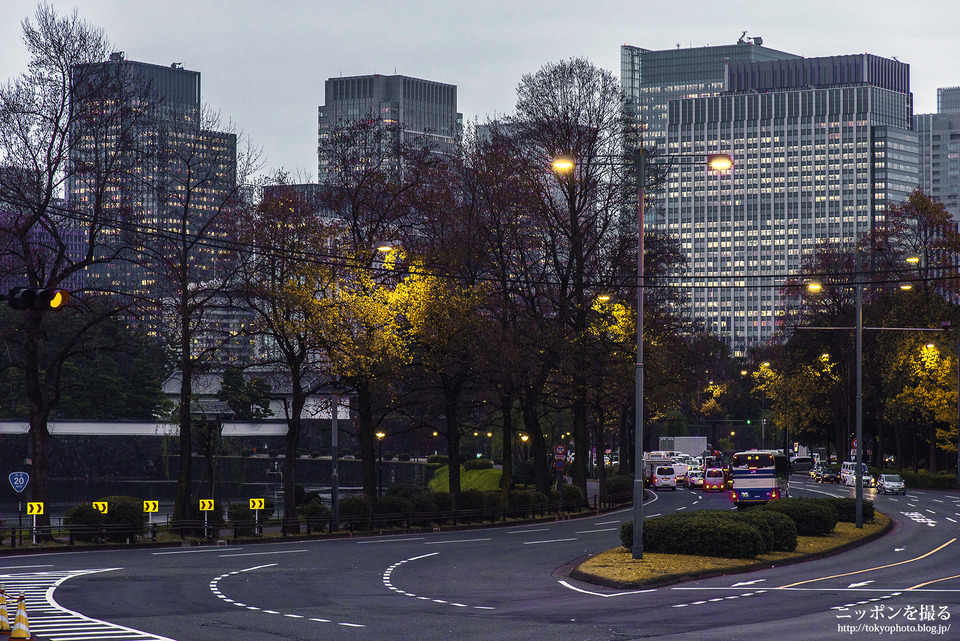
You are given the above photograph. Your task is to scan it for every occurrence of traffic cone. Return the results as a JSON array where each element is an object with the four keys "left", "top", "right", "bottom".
[
  {"left": 9, "top": 594, "right": 30, "bottom": 640},
  {"left": 0, "top": 585, "right": 10, "bottom": 636}
]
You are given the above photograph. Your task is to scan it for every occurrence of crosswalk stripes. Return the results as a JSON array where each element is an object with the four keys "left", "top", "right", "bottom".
[{"left": 0, "top": 569, "right": 177, "bottom": 641}]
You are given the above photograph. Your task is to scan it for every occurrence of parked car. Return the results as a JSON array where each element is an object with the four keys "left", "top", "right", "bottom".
[
  {"left": 878, "top": 474, "right": 906, "bottom": 494},
  {"left": 818, "top": 466, "right": 840, "bottom": 483},
  {"left": 703, "top": 468, "right": 725, "bottom": 492},
  {"left": 685, "top": 469, "right": 704, "bottom": 489}
]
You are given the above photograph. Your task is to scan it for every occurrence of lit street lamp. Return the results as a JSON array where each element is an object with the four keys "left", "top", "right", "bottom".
[
  {"left": 376, "top": 431, "right": 386, "bottom": 498},
  {"left": 553, "top": 148, "right": 733, "bottom": 559}
]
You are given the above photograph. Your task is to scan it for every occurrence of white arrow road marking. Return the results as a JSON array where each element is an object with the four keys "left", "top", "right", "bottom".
[
  {"left": 895, "top": 548, "right": 906, "bottom": 552},
  {"left": 731, "top": 579, "right": 766, "bottom": 587},
  {"left": 847, "top": 581, "right": 875, "bottom": 588}
]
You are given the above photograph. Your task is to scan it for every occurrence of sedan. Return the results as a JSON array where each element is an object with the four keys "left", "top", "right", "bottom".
[
  {"left": 878, "top": 474, "right": 906, "bottom": 494},
  {"left": 818, "top": 466, "right": 840, "bottom": 483}
]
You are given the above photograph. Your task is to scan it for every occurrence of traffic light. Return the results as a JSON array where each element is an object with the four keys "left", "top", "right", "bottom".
[{"left": 7, "top": 287, "right": 70, "bottom": 310}]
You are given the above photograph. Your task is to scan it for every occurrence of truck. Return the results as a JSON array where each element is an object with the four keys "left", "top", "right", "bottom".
[{"left": 658, "top": 436, "right": 708, "bottom": 459}]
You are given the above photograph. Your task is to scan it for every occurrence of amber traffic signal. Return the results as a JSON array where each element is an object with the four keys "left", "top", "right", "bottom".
[{"left": 7, "top": 287, "right": 69, "bottom": 310}]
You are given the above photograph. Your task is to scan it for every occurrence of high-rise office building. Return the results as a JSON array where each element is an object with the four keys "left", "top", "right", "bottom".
[
  {"left": 68, "top": 53, "right": 237, "bottom": 296},
  {"left": 621, "top": 37, "right": 800, "bottom": 149},
  {"left": 622, "top": 42, "right": 918, "bottom": 355},
  {"left": 915, "top": 87, "right": 960, "bottom": 220},
  {"left": 317, "top": 74, "right": 460, "bottom": 180}
]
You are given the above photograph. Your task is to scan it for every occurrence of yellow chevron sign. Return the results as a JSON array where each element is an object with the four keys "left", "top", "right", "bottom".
[
  {"left": 249, "top": 498, "right": 265, "bottom": 510},
  {"left": 26, "top": 502, "right": 43, "bottom": 515},
  {"left": 93, "top": 502, "right": 108, "bottom": 514},
  {"left": 199, "top": 499, "right": 216, "bottom": 511},
  {"left": 143, "top": 500, "right": 159, "bottom": 513}
]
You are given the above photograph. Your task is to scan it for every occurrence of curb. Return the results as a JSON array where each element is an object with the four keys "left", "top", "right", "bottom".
[{"left": 568, "top": 511, "right": 896, "bottom": 590}]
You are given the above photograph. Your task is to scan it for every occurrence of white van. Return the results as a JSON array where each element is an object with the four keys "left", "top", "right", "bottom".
[
  {"left": 653, "top": 465, "right": 678, "bottom": 490},
  {"left": 840, "top": 461, "right": 874, "bottom": 487}
]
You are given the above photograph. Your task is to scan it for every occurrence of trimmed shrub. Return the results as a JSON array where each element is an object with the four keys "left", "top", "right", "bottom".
[
  {"left": 825, "top": 497, "right": 874, "bottom": 523},
  {"left": 384, "top": 450, "right": 396, "bottom": 461},
  {"left": 561, "top": 484, "right": 586, "bottom": 511},
  {"left": 240, "top": 448, "right": 254, "bottom": 457},
  {"left": 65, "top": 503, "right": 104, "bottom": 542},
  {"left": 373, "top": 495, "right": 413, "bottom": 527},
  {"left": 310, "top": 450, "right": 321, "bottom": 458},
  {"left": 736, "top": 508, "right": 798, "bottom": 552},
  {"left": 604, "top": 475, "right": 632, "bottom": 502},
  {"left": 398, "top": 453, "right": 412, "bottom": 462},
  {"left": 386, "top": 485, "right": 426, "bottom": 500},
  {"left": 301, "top": 499, "right": 330, "bottom": 528},
  {"left": 426, "top": 454, "right": 449, "bottom": 465},
  {"left": 459, "top": 488, "right": 486, "bottom": 520},
  {"left": 98, "top": 495, "right": 147, "bottom": 542},
  {"left": 483, "top": 490, "right": 504, "bottom": 519},
  {"left": 896, "top": 471, "right": 958, "bottom": 489},
  {"left": 623, "top": 510, "right": 770, "bottom": 558},
  {"left": 464, "top": 458, "right": 494, "bottom": 471},
  {"left": 765, "top": 498, "right": 837, "bottom": 536},
  {"left": 227, "top": 504, "right": 257, "bottom": 536},
  {"left": 339, "top": 496, "right": 373, "bottom": 530}
]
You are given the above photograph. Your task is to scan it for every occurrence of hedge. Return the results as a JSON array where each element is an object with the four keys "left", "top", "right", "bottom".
[
  {"left": 620, "top": 509, "right": 798, "bottom": 557},
  {"left": 764, "top": 498, "right": 837, "bottom": 535},
  {"left": 824, "top": 497, "right": 874, "bottom": 523}
]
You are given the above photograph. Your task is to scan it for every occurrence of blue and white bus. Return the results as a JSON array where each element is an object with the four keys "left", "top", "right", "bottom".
[{"left": 730, "top": 450, "right": 789, "bottom": 507}]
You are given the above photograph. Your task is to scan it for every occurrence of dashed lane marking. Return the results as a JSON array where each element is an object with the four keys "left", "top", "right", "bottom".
[
  {"left": 383, "top": 552, "right": 496, "bottom": 610},
  {"left": 210, "top": 563, "right": 365, "bottom": 628}
]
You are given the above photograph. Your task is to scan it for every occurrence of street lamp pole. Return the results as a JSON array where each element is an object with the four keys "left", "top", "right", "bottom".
[
  {"left": 854, "top": 243, "right": 864, "bottom": 529},
  {"left": 632, "top": 148, "right": 646, "bottom": 560},
  {"left": 552, "top": 149, "right": 732, "bottom": 561}
]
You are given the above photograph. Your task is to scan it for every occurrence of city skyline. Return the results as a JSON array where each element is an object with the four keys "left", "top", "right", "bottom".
[{"left": 2, "top": 0, "right": 959, "bottom": 178}]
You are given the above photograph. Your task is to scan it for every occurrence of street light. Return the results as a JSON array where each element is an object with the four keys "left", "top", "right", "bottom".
[
  {"left": 376, "top": 431, "right": 386, "bottom": 498},
  {"left": 554, "top": 148, "right": 733, "bottom": 560}
]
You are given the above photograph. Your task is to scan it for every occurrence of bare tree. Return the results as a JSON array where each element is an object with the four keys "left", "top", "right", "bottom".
[
  {"left": 131, "top": 106, "right": 260, "bottom": 524},
  {"left": 0, "top": 6, "right": 154, "bottom": 528}
]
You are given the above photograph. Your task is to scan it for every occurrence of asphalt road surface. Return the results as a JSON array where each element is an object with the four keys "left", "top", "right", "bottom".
[{"left": 2, "top": 477, "right": 958, "bottom": 641}]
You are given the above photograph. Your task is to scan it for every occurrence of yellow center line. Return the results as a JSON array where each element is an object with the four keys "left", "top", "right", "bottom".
[
  {"left": 907, "top": 573, "right": 960, "bottom": 590},
  {"left": 779, "top": 538, "right": 956, "bottom": 588}
]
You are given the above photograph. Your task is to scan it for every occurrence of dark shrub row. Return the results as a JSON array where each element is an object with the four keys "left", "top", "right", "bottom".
[
  {"left": 620, "top": 509, "right": 798, "bottom": 559},
  {"left": 64, "top": 495, "right": 148, "bottom": 542},
  {"left": 763, "top": 498, "right": 837, "bottom": 535}
]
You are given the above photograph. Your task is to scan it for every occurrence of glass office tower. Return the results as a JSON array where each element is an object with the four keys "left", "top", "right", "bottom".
[
  {"left": 660, "top": 53, "right": 917, "bottom": 354},
  {"left": 318, "top": 74, "right": 460, "bottom": 181}
]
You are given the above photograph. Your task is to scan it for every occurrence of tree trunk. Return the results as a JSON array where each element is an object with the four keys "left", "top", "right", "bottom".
[
  {"left": 356, "top": 385, "right": 377, "bottom": 499},
  {"left": 521, "top": 386, "right": 551, "bottom": 494},
  {"left": 499, "top": 392, "right": 514, "bottom": 504},
  {"left": 175, "top": 364, "right": 193, "bottom": 523},
  {"left": 445, "top": 398, "right": 462, "bottom": 509}
]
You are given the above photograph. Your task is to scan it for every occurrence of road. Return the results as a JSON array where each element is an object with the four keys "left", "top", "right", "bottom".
[{"left": 1, "top": 477, "right": 958, "bottom": 640}]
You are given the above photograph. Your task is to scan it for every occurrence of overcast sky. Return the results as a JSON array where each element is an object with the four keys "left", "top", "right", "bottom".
[{"left": 3, "top": 0, "right": 959, "bottom": 179}]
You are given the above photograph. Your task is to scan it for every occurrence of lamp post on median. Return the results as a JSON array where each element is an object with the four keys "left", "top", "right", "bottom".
[{"left": 553, "top": 148, "right": 732, "bottom": 560}]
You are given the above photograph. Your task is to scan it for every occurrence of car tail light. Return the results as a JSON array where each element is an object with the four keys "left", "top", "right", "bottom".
[{"left": 770, "top": 490, "right": 778, "bottom": 499}]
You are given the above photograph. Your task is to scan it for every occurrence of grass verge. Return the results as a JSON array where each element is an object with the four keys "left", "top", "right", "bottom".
[{"left": 571, "top": 512, "right": 892, "bottom": 589}]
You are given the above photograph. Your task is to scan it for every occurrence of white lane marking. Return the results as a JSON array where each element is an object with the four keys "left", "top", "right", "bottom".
[
  {"left": 211, "top": 563, "right": 364, "bottom": 628},
  {"left": 593, "top": 520, "right": 621, "bottom": 526},
  {"left": 424, "top": 538, "right": 492, "bottom": 545},
  {"left": 154, "top": 547, "right": 238, "bottom": 555},
  {"left": 574, "top": 528, "right": 619, "bottom": 534},
  {"left": 523, "top": 538, "right": 578, "bottom": 545},
  {"left": 1, "top": 568, "right": 177, "bottom": 641},
  {"left": 382, "top": 552, "right": 494, "bottom": 611},
  {"left": 557, "top": 580, "right": 655, "bottom": 597},
  {"left": 356, "top": 537, "right": 426, "bottom": 544},
  {"left": 507, "top": 528, "right": 550, "bottom": 534},
  {"left": 218, "top": 549, "right": 308, "bottom": 558}
]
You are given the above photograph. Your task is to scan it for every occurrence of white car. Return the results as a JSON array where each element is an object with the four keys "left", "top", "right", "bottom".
[{"left": 877, "top": 474, "right": 906, "bottom": 494}]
